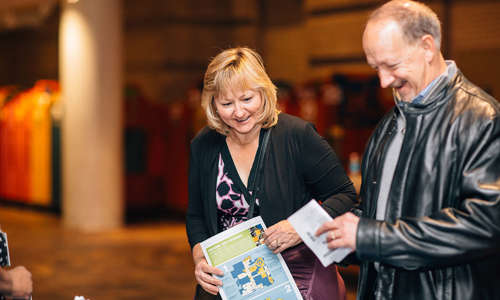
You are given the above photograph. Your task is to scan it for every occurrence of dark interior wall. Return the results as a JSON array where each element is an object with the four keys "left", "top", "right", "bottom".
[
  {"left": 0, "top": 0, "right": 262, "bottom": 102},
  {"left": 457, "top": 49, "right": 500, "bottom": 97},
  {"left": 124, "top": 0, "right": 261, "bottom": 101},
  {"left": 258, "top": 0, "right": 309, "bottom": 83},
  {"left": 0, "top": 6, "right": 58, "bottom": 88},
  {"left": 449, "top": 1, "right": 500, "bottom": 99},
  {"left": 0, "top": 0, "right": 499, "bottom": 100},
  {"left": 262, "top": 0, "right": 500, "bottom": 99}
]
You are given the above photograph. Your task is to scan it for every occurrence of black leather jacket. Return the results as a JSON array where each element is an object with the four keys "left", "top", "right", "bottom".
[{"left": 355, "top": 70, "right": 500, "bottom": 300}]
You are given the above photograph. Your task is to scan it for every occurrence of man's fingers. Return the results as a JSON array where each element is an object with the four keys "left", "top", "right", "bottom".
[
  {"left": 315, "top": 225, "right": 328, "bottom": 236},
  {"left": 327, "top": 238, "right": 352, "bottom": 251},
  {"left": 325, "top": 230, "right": 339, "bottom": 242},
  {"left": 315, "top": 220, "right": 336, "bottom": 236}
]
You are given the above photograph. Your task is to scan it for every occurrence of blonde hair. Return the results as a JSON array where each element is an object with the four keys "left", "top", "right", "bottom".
[{"left": 201, "top": 47, "right": 279, "bottom": 135}]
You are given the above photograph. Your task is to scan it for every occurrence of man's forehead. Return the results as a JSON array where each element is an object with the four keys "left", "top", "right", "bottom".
[
  {"left": 364, "top": 37, "right": 407, "bottom": 67},
  {"left": 364, "top": 20, "right": 407, "bottom": 52},
  {"left": 365, "top": 18, "right": 403, "bottom": 39}
]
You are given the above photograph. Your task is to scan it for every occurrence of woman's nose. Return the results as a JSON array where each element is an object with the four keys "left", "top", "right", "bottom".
[{"left": 233, "top": 103, "right": 245, "bottom": 117}]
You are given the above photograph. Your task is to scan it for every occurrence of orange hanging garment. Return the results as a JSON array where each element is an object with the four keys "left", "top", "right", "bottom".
[
  {"left": 1, "top": 95, "right": 20, "bottom": 199},
  {"left": 18, "top": 92, "right": 33, "bottom": 202},
  {"left": 0, "top": 89, "right": 14, "bottom": 199},
  {"left": 0, "top": 92, "right": 31, "bottom": 201},
  {"left": 29, "top": 80, "right": 59, "bottom": 205}
]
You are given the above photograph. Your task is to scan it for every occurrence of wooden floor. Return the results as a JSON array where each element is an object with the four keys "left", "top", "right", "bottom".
[{"left": 0, "top": 205, "right": 358, "bottom": 300}]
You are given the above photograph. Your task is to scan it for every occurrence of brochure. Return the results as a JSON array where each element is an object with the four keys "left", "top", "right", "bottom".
[
  {"left": 200, "top": 216, "right": 303, "bottom": 300},
  {"left": 288, "top": 200, "right": 352, "bottom": 267}
]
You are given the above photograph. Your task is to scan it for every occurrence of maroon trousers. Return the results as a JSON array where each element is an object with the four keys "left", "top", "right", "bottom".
[
  {"left": 282, "top": 243, "right": 346, "bottom": 300},
  {"left": 195, "top": 243, "right": 346, "bottom": 300}
]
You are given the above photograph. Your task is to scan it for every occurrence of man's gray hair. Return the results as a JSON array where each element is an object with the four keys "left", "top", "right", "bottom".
[{"left": 368, "top": 0, "right": 442, "bottom": 49}]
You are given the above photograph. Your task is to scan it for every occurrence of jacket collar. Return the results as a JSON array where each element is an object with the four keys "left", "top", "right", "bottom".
[{"left": 394, "top": 68, "right": 463, "bottom": 115}]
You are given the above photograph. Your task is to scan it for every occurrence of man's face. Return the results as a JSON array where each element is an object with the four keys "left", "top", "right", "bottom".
[{"left": 363, "top": 20, "right": 430, "bottom": 102}]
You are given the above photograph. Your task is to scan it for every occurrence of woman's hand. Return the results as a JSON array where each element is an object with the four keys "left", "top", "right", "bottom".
[
  {"left": 262, "top": 220, "right": 302, "bottom": 253},
  {"left": 192, "top": 243, "right": 224, "bottom": 295}
]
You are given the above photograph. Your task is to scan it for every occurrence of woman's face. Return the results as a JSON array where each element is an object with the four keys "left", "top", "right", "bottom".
[{"left": 214, "top": 88, "right": 263, "bottom": 136}]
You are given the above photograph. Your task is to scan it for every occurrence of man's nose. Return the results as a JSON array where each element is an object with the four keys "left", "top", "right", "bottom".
[{"left": 378, "top": 69, "right": 394, "bottom": 88}]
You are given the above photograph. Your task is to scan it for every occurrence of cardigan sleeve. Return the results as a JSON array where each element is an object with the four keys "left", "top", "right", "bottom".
[
  {"left": 299, "top": 122, "right": 357, "bottom": 218},
  {"left": 185, "top": 138, "right": 211, "bottom": 249}
]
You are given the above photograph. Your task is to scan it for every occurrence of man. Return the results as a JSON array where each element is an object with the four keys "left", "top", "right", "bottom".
[
  {"left": 316, "top": 1, "right": 500, "bottom": 299},
  {"left": 0, "top": 266, "right": 32, "bottom": 299}
]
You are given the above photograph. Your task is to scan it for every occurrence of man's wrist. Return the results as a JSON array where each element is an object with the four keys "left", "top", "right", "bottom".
[{"left": 356, "top": 218, "right": 383, "bottom": 261}]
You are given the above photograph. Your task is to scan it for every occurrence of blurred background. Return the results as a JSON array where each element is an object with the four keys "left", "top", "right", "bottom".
[{"left": 0, "top": 0, "right": 498, "bottom": 299}]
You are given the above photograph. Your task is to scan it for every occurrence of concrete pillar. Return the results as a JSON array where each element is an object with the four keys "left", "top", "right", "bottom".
[{"left": 59, "top": 0, "right": 123, "bottom": 231}]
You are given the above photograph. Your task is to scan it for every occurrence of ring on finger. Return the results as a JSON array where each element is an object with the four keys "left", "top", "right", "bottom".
[
  {"left": 329, "top": 231, "right": 336, "bottom": 240},
  {"left": 274, "top": 240, "right": 279, "bottom": 248}
]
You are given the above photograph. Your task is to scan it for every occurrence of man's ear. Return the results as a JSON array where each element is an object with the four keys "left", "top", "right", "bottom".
[{"left": 420, "top": 34, "right": 436, "bottom": 63}]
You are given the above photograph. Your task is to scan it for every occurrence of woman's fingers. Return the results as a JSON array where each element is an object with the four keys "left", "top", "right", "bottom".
[
  {"left": 262, "top": 220, "right": 302, "bottom": 253},
  {"left": 200, "top": 280, "right": 220, "bottom": 295},
  {"left": 272, "top": 231, "right": 301, "bottom": 253},
  {"left": 194, "top": 259, "right": 224, "bottom": 294},
  {"left": 202, "top": 269, "right": 223, "bottom": 286},
  {"left": 204, "top": 263, "right": 224, "bottom": 277},
  {"left": 262, "top": 224, "right": 279, "bottom": 243}
]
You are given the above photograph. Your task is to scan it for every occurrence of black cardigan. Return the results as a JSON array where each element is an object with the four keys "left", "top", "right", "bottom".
[{"left": 186, "top": 113, "right": 356, "bottom": 248}]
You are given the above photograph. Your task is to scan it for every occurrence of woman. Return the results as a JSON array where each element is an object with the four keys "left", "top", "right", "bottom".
[{"left": 186, "top": 47, "right": 356, "bottom": 300}]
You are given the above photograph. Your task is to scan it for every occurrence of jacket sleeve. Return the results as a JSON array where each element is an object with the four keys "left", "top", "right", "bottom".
[
  {"left": 299, "top": 122, "right": 357, "bottom": 218},
  {"left": 356, "top": 114, "right": 500, "bottom": 270},
  {"left": 185, "top": 140, "right": 210, "bottom": 249}
]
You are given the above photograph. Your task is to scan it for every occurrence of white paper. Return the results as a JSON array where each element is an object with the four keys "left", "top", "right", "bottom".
[
  {"left": 200, "top": 216, "right": 303, "bottom": 300},
  {"left": 288, "top": 200, "right": 352, "bottom": 267}
]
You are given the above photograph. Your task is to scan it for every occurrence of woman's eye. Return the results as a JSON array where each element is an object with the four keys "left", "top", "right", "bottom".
[
  {"left": 243, "top": 97, "right": 252, "bottom": 102},
  {"left": 222, "top": 102, "right": 231, "bottom": 106}
]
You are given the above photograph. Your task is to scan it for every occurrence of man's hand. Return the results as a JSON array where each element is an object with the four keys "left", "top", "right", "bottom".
[{"left": 315, "top": 212, "right": 360, "bottom": 250}]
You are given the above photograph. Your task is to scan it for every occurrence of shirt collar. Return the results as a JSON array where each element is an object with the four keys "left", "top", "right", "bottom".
[{"left": 411, "top": 60, "right": 457, "bottom": 104}]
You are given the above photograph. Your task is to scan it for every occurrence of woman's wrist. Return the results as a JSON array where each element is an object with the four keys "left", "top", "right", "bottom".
[{"left": 192, "top": 243, "right": 205, "bottom": 265}]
